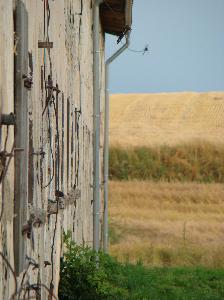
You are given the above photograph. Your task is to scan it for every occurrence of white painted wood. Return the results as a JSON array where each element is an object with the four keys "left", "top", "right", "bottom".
[
  {"left": 0, "top": 0, "right": 106, "bottom": 298},
  {"left": 0, "top": 1, "right": 15, "bottom": 299}
]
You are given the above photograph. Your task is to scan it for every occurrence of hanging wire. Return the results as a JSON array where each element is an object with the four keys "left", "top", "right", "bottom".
[
  {"left": 42, "top": 103, "right": 55, "bottom": 189},
  {"left": 49, "top": 92, "right": 60, "bottom": 296},
  {"left": 120, "top": 39, "right": 149, "bottom": 55},
  {"left": 0, "top": 125, "right": 10, "bottom": 184},
  {"left": 18, "top": 283, "right": 58, "bottom": 300},
  {"left": 128, "top": 44, "right": 149, "bottom": 55},
  {"left": 4, "top": 125, "right": 9, "bottom": 150},
  {"left": 0, "top": 141, "right": 15, "bottom": 223},
  {"left": 75, "top": 108, "right": 81, "bottom": 187},
  {"left": 0, "top": 252, "right": 17, "bottom": 300},
  {"left": 42, "top": 1, "right": 55, "bottom": 190},
  {"left": 103, "top": 0, "right": 149, "bottom": 54},
  {"left": 18, "top": 264, "right": 31, "bottom": 299},
  {"left": 42, "top": 3, "right": 61, "bottom": 298},
  {"left": 17, "top": 255, "right": 40, "bottom": 298},
  {"left": 24, "top": 283, "right": 58, "bottom": 300}
]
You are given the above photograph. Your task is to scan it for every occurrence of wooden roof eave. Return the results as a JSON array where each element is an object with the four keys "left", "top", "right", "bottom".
[{"left": 100, "top": 0, "right": 133, "bottom": 36}]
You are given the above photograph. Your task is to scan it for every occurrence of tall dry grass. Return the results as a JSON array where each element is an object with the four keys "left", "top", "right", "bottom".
[
  {"left": 109, "top": 181, "right": 224, "bottom": 267},
  {"left": 109, "top": 142, "right": 224, "bottom": 182}
]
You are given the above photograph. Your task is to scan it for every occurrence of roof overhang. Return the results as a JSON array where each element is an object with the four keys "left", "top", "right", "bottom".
[{"left": 100, "top": 0, "right": 133, "bottom": 36}]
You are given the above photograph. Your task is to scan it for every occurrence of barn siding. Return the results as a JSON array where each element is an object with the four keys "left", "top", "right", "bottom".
[
  {"left": 0, "top": 0, "right": 15, "bottom": 299},
  {"left": 0, "top": 0, "right": 105, "bottom": 298}
]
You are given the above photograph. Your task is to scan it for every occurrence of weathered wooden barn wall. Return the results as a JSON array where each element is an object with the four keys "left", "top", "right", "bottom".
[
  {"left": 0, "top": 0, "right": 15, "bottom": 299},
  {"left": 0, "top": 0, "right": 105, "bottom": 298}
]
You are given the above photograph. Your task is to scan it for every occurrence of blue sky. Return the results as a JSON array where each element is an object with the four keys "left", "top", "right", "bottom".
[{"left": 106, "top": 0, "right": 224, "bottom": 93}]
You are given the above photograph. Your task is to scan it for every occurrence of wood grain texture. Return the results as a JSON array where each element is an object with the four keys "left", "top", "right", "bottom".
[{"left": 0, "top": 0, "right": 106, "bottom": 298}]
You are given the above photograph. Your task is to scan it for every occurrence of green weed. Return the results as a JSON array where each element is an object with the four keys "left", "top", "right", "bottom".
[
  {"left": 59, "top": 233, "right": 224, "bottom": 299},
  {"left": 59, "top": 232, "right": 128, "bottom": 300}
]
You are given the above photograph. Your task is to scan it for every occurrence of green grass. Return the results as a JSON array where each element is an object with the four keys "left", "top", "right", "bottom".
[
  {"left": 109, "top": 142, "right": 224, "bottom": 182},
  {"left": 59, "top": 234, "right": 224, "bottom": 300},
  {"left": 122, "top": 265, "right": 224, "bottom": 300}
]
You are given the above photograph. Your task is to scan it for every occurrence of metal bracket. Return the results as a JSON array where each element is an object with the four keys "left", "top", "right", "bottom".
[
  {"left": 38, "top": 41, "right": 53, "bottom": 49},
  {"left": 23, "top": 74, "right": 33, "bottom": 90},
  {"left": 0, "top": 113, "right": 16, "bottom": 125},
  {"left": 64, "top": 187, "right": 81, "bottom": 206},
  {"left": 0, "top": 151, "right": 13, "bottom": 158},
  {"left": 44, "top": 260, "right": 51, "bottom": 267},
  {"left": 46, "top": 81, "right": 61, "bottom": 93},
  {"left": 23, "top": 52, "right": 33, "bottom": 90},
  {"left": 25, "top": 255, "right": 39, "bottom": 270},
  {"left": 117, "top": 25, "right": 131, "bottom": 44},
  {"left": 0, "top": 148, "right": 24, "bottom": 159},
  {"left": 47, "top": 198, "right": 64, "bottom": 215},
  {"left": 55, "top": 190, "right": 64, "bottom": 198},
  {"left": 22, "top": 205, "right": 46, "bottom": 238},
  {"left": 75, "top": 107, "right": 81, "bottom": 115},
  {"left": 32, "top": 150, "right": 45, "bottom": 157}
]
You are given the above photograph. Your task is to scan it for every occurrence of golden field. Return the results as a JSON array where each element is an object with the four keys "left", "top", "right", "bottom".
[
  {"left": 109, "top": 92, "right": 224, "bottom": 147},
  {"left": 109, "top": 181, "right": 224, "bottom": 267},
  {"left": 109, "top": 92, "right": 224, "bottom": 267}
]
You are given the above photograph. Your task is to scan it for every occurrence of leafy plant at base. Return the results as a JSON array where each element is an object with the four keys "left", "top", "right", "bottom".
[
  {"left": 59, "top": 232, "right": 127, "bottom": 300},
  {"left": 59, "top": 232, "right": 224, "bottom": 299}
]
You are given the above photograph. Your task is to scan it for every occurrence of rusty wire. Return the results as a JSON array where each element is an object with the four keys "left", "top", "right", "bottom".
[
  {"left": 42, "top": 103, "right": 55, "bottom": 189},
  {"left": 0, "top": 140, "right": 15, "bottom": 223},
  {"left": 3, "top": 125, "right": 9, "bottom": 150},
  {"left": 49, "top": 93, "right": 60, "bottom": 297},
  {"left": 42, "top": 2, "right": 62, "bottom": 297},
  {"left": 17, "top": 255, "right": 39, "bottom": 299},
  {"left": 74, "top": 108, "right": 81, "bottom": 187},
  {"left": 0, "top": 252, "right": 18, "bottom": 300},
  {"left": 41, "top": 1, "right": 61, "bottom": 298},
  {"left": 20, "top": 283, "right": 58, "bottom": 300},
  {"left": 18, "top": 263, "right": 31, "bottom": 299}
]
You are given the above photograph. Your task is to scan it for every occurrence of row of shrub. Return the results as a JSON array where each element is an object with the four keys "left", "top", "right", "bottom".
[
  {"left": 109, "top": 142, "right": 224, "bottom": 182},
  {"left": 59, "top": 233, "right": 224, "bottom": 299}
]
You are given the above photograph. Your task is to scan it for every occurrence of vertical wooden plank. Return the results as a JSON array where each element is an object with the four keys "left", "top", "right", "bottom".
[
  {"left": 67, "top": 98, "right": 70, "bottom": 191},
  {"left": 0, "top": 1, "right": 15, "bottom": 298},
  {"left": 71, "top": 107, "right": 74, "bottom": 187},
  {"left": 14, "top": 0, "right": 29, "bottom": 274},
  {"left": 61, "top": 94, "right": 64, "bottom": 192},
  {"left": 28, "top": 118, "right": 34, "bottom": 204}
]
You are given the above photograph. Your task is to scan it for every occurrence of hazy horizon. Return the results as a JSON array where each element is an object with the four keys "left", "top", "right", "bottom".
[{"left": 110, "top": 90, "right": 224, "bottom": 95}]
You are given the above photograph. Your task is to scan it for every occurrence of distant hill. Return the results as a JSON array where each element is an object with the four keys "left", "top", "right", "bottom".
[{"left": 109, "top": 92, "right": 224, "bottom": 146}]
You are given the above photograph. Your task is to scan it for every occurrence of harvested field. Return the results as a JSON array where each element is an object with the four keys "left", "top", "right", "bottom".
[
  {"left": 110, "top": 92, "right": 224, "bottom": 147},
  {"left": 109, "top": 181, "right": 224, "bottom": 267},
  {"left": 109, "top": 92, "right": 224, "bottom": 268}
]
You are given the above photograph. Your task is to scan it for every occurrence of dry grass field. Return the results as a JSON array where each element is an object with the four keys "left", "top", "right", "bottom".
[
  {"left": 110, "top": 92, "right": 224, "bottom": 146},
  {"left": 109, "top": 181, "right": 224, "bottom": 267},
  {"left": 109, "top": 92, "right": 224, "bottom": 268}
]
